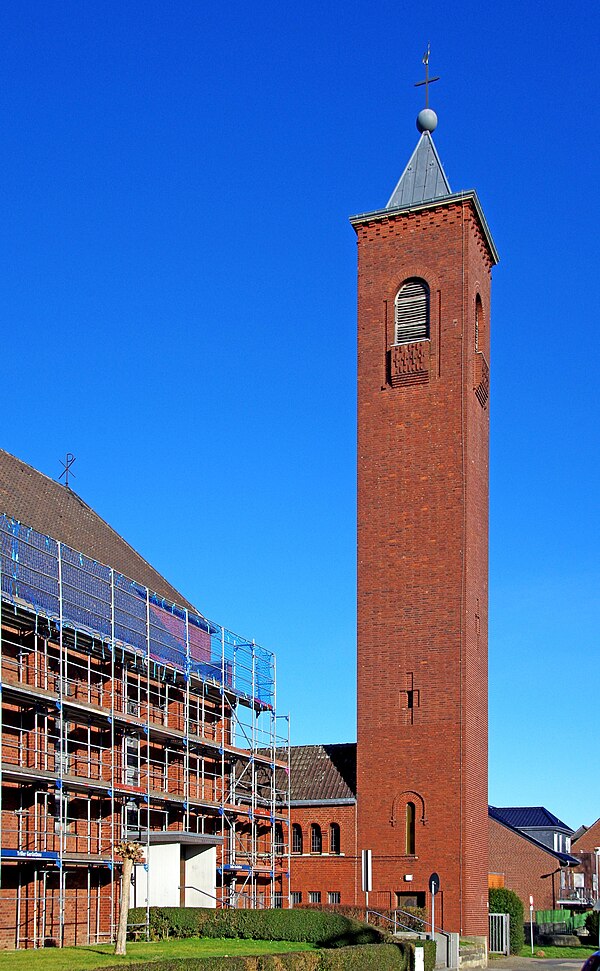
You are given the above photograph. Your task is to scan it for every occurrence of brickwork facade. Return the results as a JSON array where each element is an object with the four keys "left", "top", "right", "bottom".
[
  {"left": 289, "top": 804, "right": 357, "bottom": 906},
  {"left": 570, "top": 817, "right": 600, "bottom": 904},
  {"left": 354, "top": 196, "right": 495, "bottom": 936},
  {"left": 489, "top": 817, "right": 563, "bottom": 911}
]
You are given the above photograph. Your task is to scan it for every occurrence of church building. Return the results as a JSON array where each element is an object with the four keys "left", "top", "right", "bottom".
[{"left": 288, "top": 92, "right": 498, "bottom": 938}]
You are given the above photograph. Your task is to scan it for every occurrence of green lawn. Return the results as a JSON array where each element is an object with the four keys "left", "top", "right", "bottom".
[
  {"left": 0, "top": 938, "right": 315, "bottom": 970},
  {"left": 519, "top": 944, "right": 597, "bottom": 959}
]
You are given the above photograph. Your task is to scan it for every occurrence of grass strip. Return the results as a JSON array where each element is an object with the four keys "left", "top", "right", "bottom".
[{"left": 0, "top": 938, "right": 315, "bottom": 971}]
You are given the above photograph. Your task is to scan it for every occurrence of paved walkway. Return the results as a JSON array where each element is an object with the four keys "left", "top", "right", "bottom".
[{"left": 491, "top": 958, "right": 586, "bottom": 971}]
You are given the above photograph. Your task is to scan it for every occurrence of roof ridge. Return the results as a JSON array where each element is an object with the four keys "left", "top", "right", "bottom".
[
  {"left": 0, "top": 448, "right": 199, "bottom": 613},
  {"left": 290, "top": 742, "right": 356, "bottom": 749}
]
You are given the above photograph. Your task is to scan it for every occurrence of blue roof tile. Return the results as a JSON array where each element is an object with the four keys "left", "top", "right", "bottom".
[{"left": 491, "top": 806, "right": 573, "bottom": 833}]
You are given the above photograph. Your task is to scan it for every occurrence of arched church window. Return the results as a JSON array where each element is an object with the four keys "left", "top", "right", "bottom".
[
  {"left": 406, "top": 802, "right": 416, "bottom": 855},
  {"left": 292, "top": 823, "right": 303, "bottom": 854},
  {"left": 394, "top": 279, "right": 430, "bottom": 344},
  {"left": 330, "top": 822, "right": 340, "bottom": 854},
  {"left": 310, "top": 823, "right": 322, "bottom": 854}
]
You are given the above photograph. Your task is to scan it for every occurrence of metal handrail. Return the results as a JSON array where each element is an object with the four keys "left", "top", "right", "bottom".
[
  {"left": 180, "top": 884, "right": 225, "bottom": 905},
  {"left": 366, "top": 908, "right": 426, "bottom": 935}
]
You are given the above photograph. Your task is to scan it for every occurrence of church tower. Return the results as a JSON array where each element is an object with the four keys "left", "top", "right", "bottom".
[{"left": 352, "top": 87, "right": 498, "bottom": 935}]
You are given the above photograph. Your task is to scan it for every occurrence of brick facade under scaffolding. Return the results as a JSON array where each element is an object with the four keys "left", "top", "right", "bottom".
[{"left": 0, "top": 450, "right": 290, "bottom": 948}]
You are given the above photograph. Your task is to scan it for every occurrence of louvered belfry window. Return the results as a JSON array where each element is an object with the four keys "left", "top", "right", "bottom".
[{"left": 394, "top": 279, "right": 430, "bottom": 344}]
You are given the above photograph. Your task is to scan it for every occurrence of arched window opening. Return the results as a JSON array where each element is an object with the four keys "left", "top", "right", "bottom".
[
  {"left": 395, "top": 279, "right": 430, "bottom": 344},
  {"left": 330, "top": 822, "right": 340, "bottom": 855},
  {"left": 310, "top": 823, "right": 322, "bottom": 854},
  {"left": 292, "top": 824, "right": 303, "bottom": 855},
  {"left": 406, "top": 802, "right": 416, "bottom": 855},
  {"left": 274, "top": 822, "right": 284, "bottom": 855},
  {"left": 475, "top": 294, "right": 485, "bottom": 351}
]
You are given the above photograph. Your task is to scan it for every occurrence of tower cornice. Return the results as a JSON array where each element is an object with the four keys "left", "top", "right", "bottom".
[{"left": 349, "top": 189, "right": 499, "bottom": 266}]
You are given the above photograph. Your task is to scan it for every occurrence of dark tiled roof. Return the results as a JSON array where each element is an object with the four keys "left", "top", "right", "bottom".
[
  {"left": 491, "top": 806, "right": 573, "bottom": 833},
  {"left": 286, "top": 744, "right": 357, "bottom": 802},
  {"left": 0, "top": 448, "right": 196, "bottom": 611},
  {"left": 489, "top": 807, "right": 580, "bottom": 867}
]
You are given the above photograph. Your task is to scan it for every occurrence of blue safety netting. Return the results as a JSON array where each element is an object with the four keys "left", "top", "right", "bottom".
[{"left": 0, "top": 514, "right": 274, "bottom": 708}]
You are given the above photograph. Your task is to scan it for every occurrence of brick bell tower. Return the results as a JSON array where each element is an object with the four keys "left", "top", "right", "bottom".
[{"left": 352, "top": 87, "right": 498, "bottom": 936}]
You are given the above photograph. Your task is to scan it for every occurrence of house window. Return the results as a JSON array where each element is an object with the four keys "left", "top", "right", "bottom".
[
  {"left": 328, "top": 891, "right": 341, "bottom": 904},
  {"left": 292, "top": 824, "right": 303, "bottom": 855},
  {"left": 310, "top": 823, "right": 322, "bottom": 854},
  {"left": 290, "top": 891, "right": 302, "bottom": 907},
  {"left": 396, "top": 891, "right": 426, "bottom": 908},
  {"left": 124, "top": 735, "right": 140, "bottom": 786},
  {"left": 52, "top": 792, "right": 75, "bottom": 835},
  {"left": 308, "top": 891, "right": 321, "bottom": 904},
  {"left": 273, "top": 893, "right": 283, "bottom": 908},
  {"left": 124, "top": 799, "right": 140, "bottom": 837},
  {"left": 274, "top": 823, "right": 284, "bottom": 855},
  {"left": 406, "top": 802, "right": 416, "bottom": 855},
  {"left": 394, "top": 279, "right": 430, "bottom": 344},
  {"left": 330, "top": 822, "right": 340, "bottom": 855}
]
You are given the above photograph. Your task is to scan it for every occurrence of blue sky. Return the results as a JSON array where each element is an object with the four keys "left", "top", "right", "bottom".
[{"left": 0, "top": 1, "right": 598, "bottom": 830}]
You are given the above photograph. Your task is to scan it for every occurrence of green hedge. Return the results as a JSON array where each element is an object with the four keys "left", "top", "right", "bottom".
[
  {"left": 129, "top": 907, "right": 388, "bottom": 948},
  {"left": 103, "top": 943, "right": 406, "bottom": 970},
  {"left": 585, "top": 910, "right": 599, "bottom": 944},
  {"left": 489, "top": 888, "right": 524, "bottom": 954},
  {"left": 297, "top": 904, "right": 427, "bottom": 934}
]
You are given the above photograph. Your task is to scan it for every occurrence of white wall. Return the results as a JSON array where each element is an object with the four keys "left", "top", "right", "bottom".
[
  {"left": 129, "top": 843, "right": 217, "bottom": 909},
  {"left": 130, "top": 843, "right": 180, "bottom": 907},
  {"left": 149, "top": 843, "right": 180, "bottom": 906},
  {"left": 184, "top": 846, "right": 217, "bottom": 907}
]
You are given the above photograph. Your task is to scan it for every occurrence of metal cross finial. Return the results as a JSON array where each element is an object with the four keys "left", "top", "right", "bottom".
[
  {"left": 59, "top": 452, "right": 76, "bottom": 489},
  {"left": 414, "top": 44, "right": 440, "bottom": 108}
]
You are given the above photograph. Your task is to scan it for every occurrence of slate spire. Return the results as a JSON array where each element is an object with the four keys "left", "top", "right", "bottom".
[{"left": 386, "top": 125, "right": 451, "bottom": 209}]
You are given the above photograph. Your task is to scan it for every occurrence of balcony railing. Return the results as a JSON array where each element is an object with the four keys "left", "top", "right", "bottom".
[{"left": 557, "top": 887, "right": 597, "bottom": 905}]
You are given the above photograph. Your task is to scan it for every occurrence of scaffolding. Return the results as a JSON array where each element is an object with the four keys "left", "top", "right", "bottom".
[{"left": 0, "top": 514, "right": 290, "bottom": 947}]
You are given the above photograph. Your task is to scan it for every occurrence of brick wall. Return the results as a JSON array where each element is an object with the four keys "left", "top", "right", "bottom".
[
  {"left": 289, "top": 804, "right": 357, "bottom": 905},
  {"left": 489, "top": 817, "right": 562, "bottom": 911},
  {"left": 570, "top": 817, "right": 600, "bottom": 895},
  {"left": 355, "top": 198, "right": 494, "bottom": 935},
  {"left": 0, "top": 864, "right": 117, "bottom": 948}
]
